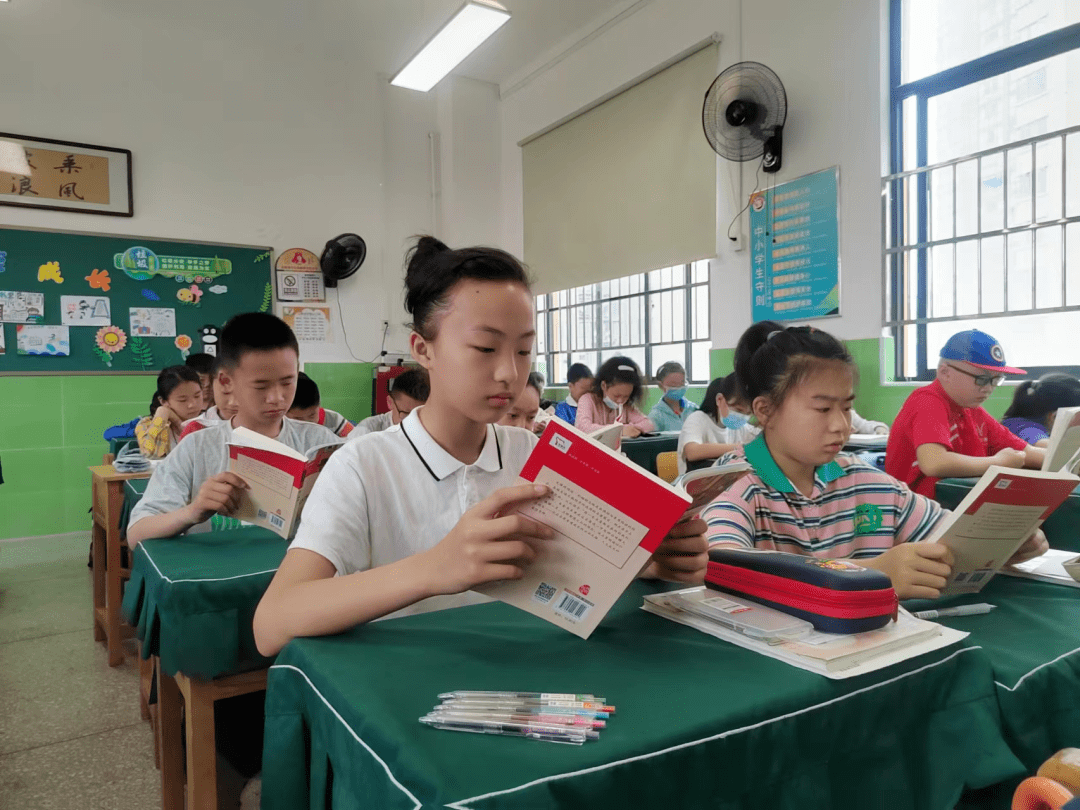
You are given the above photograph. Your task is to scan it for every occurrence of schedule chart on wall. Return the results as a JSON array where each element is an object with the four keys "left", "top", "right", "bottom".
[{"left": 749, "top": 166, "right": 840, "bottom": 323}]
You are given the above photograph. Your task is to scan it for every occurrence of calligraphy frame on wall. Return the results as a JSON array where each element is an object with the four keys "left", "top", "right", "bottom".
[{"left": 0, "top": 133, "right": 133, "bottom": 217}]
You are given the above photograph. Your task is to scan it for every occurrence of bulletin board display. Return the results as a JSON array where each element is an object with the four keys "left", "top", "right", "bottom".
[{"left": 0, "top": 226, "right": 272, "bottom": 374}]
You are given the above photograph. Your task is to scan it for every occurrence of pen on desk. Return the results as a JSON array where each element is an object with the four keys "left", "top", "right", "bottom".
[
  {"left": 419, "top": 716, "right": 597, "bottom": 742},
  {"left": 429, "top": 710, "right": 605, "bottom": 729},
  {"left": 913, "top": 603, "right": 996, "bottom": 620},
  {"left": 435, "top": 702, "right": 610, "bottom": 719},
  {"left": 440, "top": 698, "right": 615, "bottom": 712},
  {"left": 438, "top": 691, "right": 603, "bottom": 702}
]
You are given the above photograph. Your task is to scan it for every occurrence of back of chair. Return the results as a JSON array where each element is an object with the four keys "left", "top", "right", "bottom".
[{"left": 655, "top": 451, "right": 679, "bottom": 483}]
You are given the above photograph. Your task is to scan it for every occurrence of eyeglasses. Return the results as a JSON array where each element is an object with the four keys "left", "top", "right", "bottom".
[{"left": 945, "top": 363, "right": 1005, "bottom": 387}]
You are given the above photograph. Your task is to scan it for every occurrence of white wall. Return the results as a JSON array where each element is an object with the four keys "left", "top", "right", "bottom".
[
  {"left": 0, "top": 0, "right": 434, "bottom": 365},
  {"left": 498, "top": 0, "right": 888, "bottom": 349}
]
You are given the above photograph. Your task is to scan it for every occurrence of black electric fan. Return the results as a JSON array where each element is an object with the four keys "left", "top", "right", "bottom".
[
  {"left": 320, "top": 233, "right": 367, "bottom": 288},
  {"left": 702, "top": 61, "right": 787, "bottom": 173}
]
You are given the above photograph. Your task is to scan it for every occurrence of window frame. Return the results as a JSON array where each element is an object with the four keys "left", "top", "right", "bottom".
[
  {"left": 535, "top": 263, "right": 711, "bottom": 386},
  {"left": 887, "top": 1, "right": 1080, "bottom": 380}
]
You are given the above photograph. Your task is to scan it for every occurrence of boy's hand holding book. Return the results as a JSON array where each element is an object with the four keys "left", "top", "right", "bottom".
[
  {"left": 1008, "top": 529, "right": 1049, "bottom": 566},
  {"left": 416, "top": 483, "right": 554, "bottom": 596},
  {"left": 861, "top": 543, "right": 954, "bottom": 600},
  {"left": 188, "top": 471, "right": 249, "bottom": 524},
  {"left": 991, "top": 447, "right": 1026, "bottom": 469},
  {"left": 639, "top": 517, "right": 708, "bottom": 584}
]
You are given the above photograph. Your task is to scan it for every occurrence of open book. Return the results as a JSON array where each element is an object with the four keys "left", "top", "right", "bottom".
[
  {"left": 588, "top": 423, "right": 623, "bottom": 450},
  {"left": 226, "top": 427, "right": 340, "bottom": 539},
  {"left": 844, "top": 433, "right": 888, "bottom": 451},
  {"left": 1041, "top": 406, "right": 1080, "bottom": 473},
  {"left": 925, "top": 465, "right": 1080, "bottom": 596},
  {"left": 1003, "top": 549, "right": 1080, "bottom": 589},
  {"left": 474, "top": 418, "right": 749, "bottom": 639},
  {"left": 642, "top": 587, "right": 966, "bottom": 679}
]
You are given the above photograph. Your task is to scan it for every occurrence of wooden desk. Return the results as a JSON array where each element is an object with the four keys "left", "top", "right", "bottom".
[{"left": 89, "top": 464, "right": 151, "bottom": 666}]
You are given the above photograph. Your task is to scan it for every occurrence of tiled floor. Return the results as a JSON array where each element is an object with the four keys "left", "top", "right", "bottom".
[{"left": 0, "top": 533, "right": 251, "bottom": 809}]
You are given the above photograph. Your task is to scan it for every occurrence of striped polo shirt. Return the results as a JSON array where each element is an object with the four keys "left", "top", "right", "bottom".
[{"left": 703, "top": 434, "right": 945, "bottom": 560}]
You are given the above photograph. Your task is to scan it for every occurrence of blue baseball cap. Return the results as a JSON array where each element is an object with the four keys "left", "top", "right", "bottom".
[{"left": 940, "top": 329, "right": 1026, "bottom": 375}]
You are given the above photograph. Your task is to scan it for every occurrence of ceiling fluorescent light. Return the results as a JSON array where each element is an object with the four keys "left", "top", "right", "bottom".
[{"left": 391, "top": 1, "right": 510, "bottom": 92}]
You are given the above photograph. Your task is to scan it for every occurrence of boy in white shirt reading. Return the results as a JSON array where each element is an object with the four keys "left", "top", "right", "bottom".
[
  {"left": 351, "top": 367, "right": 430, "bottom": 437},
  {"left": 253, "top": 237, "right": 709, "bottom": 656},
  {"left": 287, "top": 372, "right": 354, "bottom": 437},
  {"left": 127, "top": 313, "right": 342, "bottom": 546}
]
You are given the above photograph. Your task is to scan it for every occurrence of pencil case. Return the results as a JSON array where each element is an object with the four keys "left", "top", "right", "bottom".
[{"left": 705, "top": 549, "right": 897, "bottom": 634}]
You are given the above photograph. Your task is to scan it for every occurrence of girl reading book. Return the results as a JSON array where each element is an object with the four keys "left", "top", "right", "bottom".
[
  {"left": 700, "top": 321, "right": 1047, "bottom": 600},
  {"left": 574, "top": 356, "right": 655, "bottom": 438},
  {"left": 677, "top": 373, "right": 758, "bottom": 474},
  {"left": 253, "top": 237, "right": 708, "bottom": 656},
  {"left": 1002, "top": 372, "right": 1080, "bottom": 447}
]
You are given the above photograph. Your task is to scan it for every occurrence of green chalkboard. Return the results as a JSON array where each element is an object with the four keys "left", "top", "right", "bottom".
[{"left": 0, "top": 226, "right": 272, "bottom": 374}]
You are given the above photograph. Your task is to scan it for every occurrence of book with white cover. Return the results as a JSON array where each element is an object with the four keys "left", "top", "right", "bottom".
[{"left": 1041, "top": 406, "right": 1080, "bottom": 473}]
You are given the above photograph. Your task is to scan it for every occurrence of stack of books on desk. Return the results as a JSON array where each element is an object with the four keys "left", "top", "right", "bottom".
[{"left": 643, "top": 587, "right": 968, "bottom": 680}]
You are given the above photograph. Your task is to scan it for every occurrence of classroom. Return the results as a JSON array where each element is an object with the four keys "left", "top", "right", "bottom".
[{"left": 1, "top": 0, "right": 1079, "bottom": 808}]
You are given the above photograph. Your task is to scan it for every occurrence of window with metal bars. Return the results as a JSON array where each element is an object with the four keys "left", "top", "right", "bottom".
[
  {"left": 534, "top": 261, "right": 711, "bottom": 385},
  {"left": 885, "top": 0, "right": 1080, "bottom": 381}
]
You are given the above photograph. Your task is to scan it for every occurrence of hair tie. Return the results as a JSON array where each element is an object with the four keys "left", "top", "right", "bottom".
[
  {"left": 617, "top": 365, "right": 634, "bottom": 371},
  {"left": 766, "top": 331, "right": 784, "bottom": 341}
]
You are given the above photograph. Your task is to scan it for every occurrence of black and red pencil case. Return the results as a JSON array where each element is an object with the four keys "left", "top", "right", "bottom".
[{"left": 706, "top": 548, "right": 898, "bottom": 634}]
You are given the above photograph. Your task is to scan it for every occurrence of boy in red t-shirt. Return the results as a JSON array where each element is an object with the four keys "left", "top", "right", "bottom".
[{"left": 885, "top": 329, "right": 1046, "bottom": 499}]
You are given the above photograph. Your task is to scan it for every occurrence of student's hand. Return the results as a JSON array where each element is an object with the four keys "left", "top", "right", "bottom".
[
  {"left": 874, "top": 425, "right": 889, "bottom": 435},
  {"left": 1007, "top": 529, "right": 1049, "bottom": 566},
  {"left": 187, "top": 472, "right": 250, "bottom": 524},
  {"left": 155, "top": 405, "right": 177, "bottom": 425},
  {"left": 861, "top": 543, "right": 955, "bottom": 600},
  {"left": 639, "top": 518, "right": 708, "bottom": 584},
  {"left": 417, "top": 484, "right": 554, "bottom": 596},
  {"left": 991, "top": 448, "right": 1026, "bottom": 469},
  {"left": 621, "top": 425, "right": 643, "bottom": 439}
]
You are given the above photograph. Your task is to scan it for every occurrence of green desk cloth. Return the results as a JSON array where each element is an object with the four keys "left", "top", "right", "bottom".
[
  {"left": 108, "top": 437, "right": 136, "bottom": 456},
  {"left": 121, "top": 527, "right": 286, "bottom": 680},
  {"left": 915, "top": 574, "right": 1080, "bottom": 773},
  {"left": 119, "top": 477, "right": 149, "bottom": 540},
  {"left": 621, "top": 435, "right": 678, "bottom": 476},
  {"left": 936, "top": 478, "right": 1080, "bottom": 552},
  {"left": 262, "top": 581, "right": 1023, "bottom": 810}
]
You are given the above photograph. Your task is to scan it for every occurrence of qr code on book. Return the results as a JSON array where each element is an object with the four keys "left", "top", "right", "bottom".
[{"left": 533, "top": 581, "right": 558, "bottom": 605}]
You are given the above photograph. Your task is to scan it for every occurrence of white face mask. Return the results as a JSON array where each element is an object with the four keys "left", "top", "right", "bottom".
[{"left": 603, "top": 396, "right": 620, "bottom": 411}]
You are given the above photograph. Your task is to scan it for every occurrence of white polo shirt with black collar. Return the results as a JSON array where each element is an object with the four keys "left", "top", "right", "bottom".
[{"left": 289, "top": 407, "right": 540, "bottom": 619}]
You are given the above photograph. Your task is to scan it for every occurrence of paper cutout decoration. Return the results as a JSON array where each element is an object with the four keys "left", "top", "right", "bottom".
[
  {"left": 131, "top": 335, "right": 154, "bottom": 369},
  {"left": 61, "top": 295, "right": 111, "bottom": 326},
  {"left": 176, "top": 285, "right": 203, "bottom": 306},
  {"left": 0, "top": 291, "right": 45, "bottom": 323},
  {"left": 199, "top": 324, "right": 219, "bottom": 356},
  {"left": 141, "top": 289, "right": 160, "bottom": 301},
  {"left": 175, "top": 334, "right": 193, "bottom": 361},
  {"left": 17, "top": 324, "right": 70, "bottom": 356},
  {"left": 0, "top": 251, "right": 7, "bottom": 273},
  {"left": 86, "top": 268, "right": 111, "bottom": 291},
  {"left": 114, "top": 245, "right": 232, "bottom": 283},
  {"left": 259, "top": 282, "right": 272, "bottom": 312},
  {"left": 94, "top": 325, "right": 127, "bottom": 367},
  {"left": 208, "top": 285, "right": 227, "bottom": 294},
  {"left": 38, "top": 261, "right": 63, "bottom": 284},
  {"left": 129, "top": 307, "right": 176, "bottom": 337}
]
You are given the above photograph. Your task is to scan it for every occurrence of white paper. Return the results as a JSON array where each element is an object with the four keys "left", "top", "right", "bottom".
[
  {"left": 0, "top": 291, "right": 45, "bottom": 323},
  {"left": 1002, "top": 549, "right": 1080, "bottom": 588},
  {"left": 16, "top": 324, "right": 70, "bottom": 356},
  {"left": 61, "top": 295, "right": 111, "bottom": 326},
  {"left": 129, "top": 307, "right": 177, "bottom": 337}
]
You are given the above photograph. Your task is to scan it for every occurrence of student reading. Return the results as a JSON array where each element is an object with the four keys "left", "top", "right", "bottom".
[
  {"left": 252, "top": 237, "right": 709, "bottom": 656},
  {"left": 287, "top": 371, "right": 354, "bottom": 437},
  {"left": 647, "top": 361, "right": 697, "bottom": 431},
  {"left": 677, "top": 373, "right": 757, "bottom": 474},
  {"left": 574, "top": 356, "right": 655, "bottom": 437},
  {"left": 351, "top": 367, "right": 430, "bottom": 437},
  {"left": 178, "top": 356, "right": 239, "bottom": 439},
  {"left": 135, "top": 365, "right": 204, "bottom": 458},
  {"left": 127, "top": 313, "right": 342, "bottom": 546},
  {"left": 701, "top": 322, "right": 1046, "bottom": 600},
  {"left": 1001, "top": 372, "right": 1080, "bottom": 447},
  {"left": 885, "top": 328, "right": 1046, "bottom": 499},
  {"left": 553, "top": 363, "right": 593, "bottom": 425}
]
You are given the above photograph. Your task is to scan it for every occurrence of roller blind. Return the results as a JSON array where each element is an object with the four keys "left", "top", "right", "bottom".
[{"left": 522, "top": 44, "right": 718, "bottom": 294}]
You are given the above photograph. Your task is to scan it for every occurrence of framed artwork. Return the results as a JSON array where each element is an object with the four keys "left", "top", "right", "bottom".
[{"left": 0, "top": 133, "right": 133, "bottom": 217}]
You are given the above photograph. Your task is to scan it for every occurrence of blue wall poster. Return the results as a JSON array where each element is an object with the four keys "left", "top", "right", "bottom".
[{"left": 749, "top": 166, "right": 840, "bottom": 323}]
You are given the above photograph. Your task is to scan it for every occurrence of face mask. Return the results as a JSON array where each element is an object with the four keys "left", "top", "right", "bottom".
[
  {"left": 721, "top": 411, "right": 749, "bottom": 431},
  {"left": 664, "top": 386, "right": 687, "bottom": 402},
  {"left": 603, "top": 396, "right": 621, "bottom": 411}
]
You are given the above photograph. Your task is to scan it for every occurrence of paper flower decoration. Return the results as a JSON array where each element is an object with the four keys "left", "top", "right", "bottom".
[
  {"left": 96, "top": 325, "right": 127, "bottom": 353},
  {"left": 175, "top": 334, "right": 193, "bottom": 360}
]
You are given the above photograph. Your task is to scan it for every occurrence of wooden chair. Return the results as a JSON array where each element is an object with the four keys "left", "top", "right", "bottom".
[{"left": 655, "top": 451, "right": 679, "bottom": 483}]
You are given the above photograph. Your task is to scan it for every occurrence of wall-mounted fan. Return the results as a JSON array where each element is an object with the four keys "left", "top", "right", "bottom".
[
  {"left": 702, "top": 61, "right": 787, "bottom": 173},
  {"left": 320, "top": 233, "right": 367, "bottom": 288}
]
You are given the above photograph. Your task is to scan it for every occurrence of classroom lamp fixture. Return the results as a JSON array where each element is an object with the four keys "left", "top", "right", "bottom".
[
  {"left": 0, "top": 140, "right": 32, "bottom": 177},
  {"left": 390, "top": 0, "right": 510, "bottom": 92}
]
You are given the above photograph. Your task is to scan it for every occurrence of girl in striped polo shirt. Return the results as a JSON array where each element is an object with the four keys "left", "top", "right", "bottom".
[{"left": 702, "top": 321, "right": 1047, "bottom": 600}]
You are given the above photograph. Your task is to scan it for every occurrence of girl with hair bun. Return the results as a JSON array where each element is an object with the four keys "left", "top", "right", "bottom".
[
  {"left": 254, "top": 237, "right": 709, "bottom": 656},
  {"left": 700, "top": 320, "right": 1046, "bottom": 600},
  {"left": 1002, "top": 373, "right": 1080, "bottom": 446}
]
